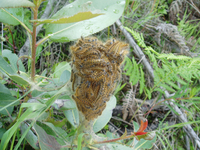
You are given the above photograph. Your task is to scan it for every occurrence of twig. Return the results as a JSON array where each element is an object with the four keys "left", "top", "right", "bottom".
[
  {"left": 108, "top": 121, "right": 124, "bottom": 135},
  {"left": 5, "top": 109, "right": 13, "bottom": 122},
  {"left": 185, "top": 135, "right": 190, "bottom": 150},
  {"left": 116, "top": 19, "right": 200, "bottom": 149}
]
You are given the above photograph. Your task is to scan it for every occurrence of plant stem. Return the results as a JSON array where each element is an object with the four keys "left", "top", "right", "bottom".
[
  {"left": 94, "top": 134, "right": 136, "bottom": 144},
  {"left": 31, "top": 6, "right": 39, "bottom": 81}
]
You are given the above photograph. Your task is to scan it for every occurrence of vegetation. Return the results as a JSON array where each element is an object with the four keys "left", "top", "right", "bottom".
[{"left": 0, "top": 0, "right": 199, "bottom": 149}]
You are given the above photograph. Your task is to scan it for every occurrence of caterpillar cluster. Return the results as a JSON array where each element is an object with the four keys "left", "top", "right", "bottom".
[{"left": 70, "top": 37, "right": 129, "bottom": 120}]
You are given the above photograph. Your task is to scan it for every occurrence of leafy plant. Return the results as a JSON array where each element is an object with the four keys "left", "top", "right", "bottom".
[{"left": 0, "top": 0, "right": 156, "bottom": 149}]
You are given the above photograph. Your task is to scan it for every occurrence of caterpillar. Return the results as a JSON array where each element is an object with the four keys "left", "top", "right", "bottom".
[{"left": 71, "top": 37, "right": 129, "bottom": 120}]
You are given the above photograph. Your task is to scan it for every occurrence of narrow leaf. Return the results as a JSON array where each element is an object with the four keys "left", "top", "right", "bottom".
[
  {"left": 160, "top": 84, "right": 175, "bottom": 92},
  {"left": 31, "top": 11, "right": 104, "bottom": 24},
  {"left": 139, "top": 66, "right": 144, "bottom": 94},
  {"left": 121, "top": 128, "right": 127, "bottom": 139},
  {"left": 77, "top": 133, "right": 85, "bottom": 150}
]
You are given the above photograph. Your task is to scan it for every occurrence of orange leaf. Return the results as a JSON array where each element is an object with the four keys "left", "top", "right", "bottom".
[{"left": 134, "top": 119, "right": 148, "bottom": 135}]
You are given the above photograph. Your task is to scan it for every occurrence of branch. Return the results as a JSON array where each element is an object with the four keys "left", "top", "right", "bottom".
[{"left": 116, "top": 19, "right": 200, "bottom": 149}]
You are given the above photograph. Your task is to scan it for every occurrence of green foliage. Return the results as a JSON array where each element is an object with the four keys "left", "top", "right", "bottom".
[
  {"left": 125, "top": 27, "right": 200, "bottom": 97},
  {"left": 46, "top": 0, "right": 126, "bottom": 42}
]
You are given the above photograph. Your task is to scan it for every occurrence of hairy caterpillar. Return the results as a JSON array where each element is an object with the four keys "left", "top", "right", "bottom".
[{"left": 70, "top": 37, "right": 129, "bottom": 120}]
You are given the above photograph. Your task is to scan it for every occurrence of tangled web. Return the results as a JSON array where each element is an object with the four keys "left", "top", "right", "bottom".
[{"left": 70, "top": 37, "right": 129, "bottom": 120}]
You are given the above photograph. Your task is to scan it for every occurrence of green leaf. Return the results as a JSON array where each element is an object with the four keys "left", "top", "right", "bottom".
[
  {"left": 9, "top": 74, "right": 30, "bottom": 86},
  {"left": 174, "top": 102, "right": 190, "bottom": 112},
  {"left": 31, "top": 11, "right": 103, "bottom": 24},
  {"left": 123, "top": 57, "right": 132, "bottom": 71},
  {"left": 14, "top": 122, "right": 35, "bottom": 150},
  {"left": 134, "top": 135, "right": 156, "bottom": 149},
  {"left": 160, "top": 84, "right": 175, "bottom": 92},
  {"left": 0, "top": 54, "right": 31, "bottom": 86},
  {"left": 0, "top": 55, "right": 15, "bottom": 75},
  {"left": 130, "top": 57, "right": 139, "bottom": 85},
  {"left": 52, "top": 98, "right": 76, "bottom": 111},
  {"left": 139, "top": 66, "right": 144, "bottom": 94},
  {"left": 46, "top": 0, "right": 126, "bottom": 42},
  {"left": 34, "top": 123, "right": 62, "bottom": 150},
  {"left": 153, "top": 88, "right": 164, "bottom": 94},
  {"left": 52, "top": 62, "right": 71, "bottom": 78},
  {"left": 0, "top": 8, "right": 24, "bottom": 25},
  {"left": 0, "top": 103, "right": 42, "bottom": 150},
  {"left": 93, "top": 95, "right": 116, "bottom": 133},
  {"left": 77, "top": 133, "right": 85, "bottom": 150},
  {"left": 43, "top": 122, "right": 68, "bottom": 140},
  {"left": 60, "top": 70, "right": 71, "bottom": 83},
  {"left": 0, "top": 0, "right": 35, "bottom": 8},
  {"left": 165, "top": 80, "right": 180, "bottom": 90},
  {"left": 0, "top": 83, "right": 17, "bottom": 115},
  {"left": 20, "top": 122, "right": 39, "bottom": 150},
  {"left": 106, "top": 143, "right": 133, "bottom": 150},
  {"left": 0, "top": 89, "right": 62, "bottom": 150},
  {"left": 173, "top": 75, "right": 187, "bottom": 85},
  {"left": 165, "top": 103, "right": 179, "bottom": 115},
  {"left": 114, "top": 82, "right": 126, "bottom": 95},
  {"left": 0, "top": 128, "right": 6, "bottom": 140},
  {"left": 2, "top": 50, "right": 25, "bottom": 72},
  {"left": 64, "top": 107, "right": 79, "bottom": 127}
]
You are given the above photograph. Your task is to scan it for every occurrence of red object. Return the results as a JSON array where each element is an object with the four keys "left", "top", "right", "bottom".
[{"left": 134, "top": 120, "right": 148, "bottom": 136}]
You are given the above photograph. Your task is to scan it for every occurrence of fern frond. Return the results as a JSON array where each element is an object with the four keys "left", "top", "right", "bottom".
[
  {"left": 158, "top": 53, "right": 191, "bottom": 60},
  {"left": 155, "top": 23, "right": 189, "bottom": 54},
  {"left": 124, "top": 57, "right": 140, "bottom": 86},
  {"left": 169, "top": 0, "right": 185, "bottom": 16},
  {"left": 122, "top": 89, "right": 134, "bottom": 120},
  {"left": 125, "top": 27, "right": 200, "bottom": 97}
]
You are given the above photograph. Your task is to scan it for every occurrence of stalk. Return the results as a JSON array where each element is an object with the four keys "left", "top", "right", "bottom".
[{"left": 31, "top": 6, "right": 39, "bottom": 81}]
